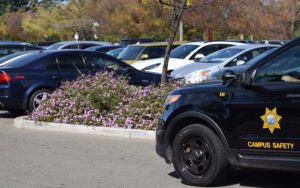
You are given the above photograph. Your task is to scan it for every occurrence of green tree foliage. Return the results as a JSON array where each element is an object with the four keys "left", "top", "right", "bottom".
[{"left": 0, "top": 0, "right": 300, "bottom": 42}]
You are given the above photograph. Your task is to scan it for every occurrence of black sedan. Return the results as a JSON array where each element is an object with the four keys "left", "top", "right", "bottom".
[{"left": 0, "top": 50, "right": 161, "bottom": 113}]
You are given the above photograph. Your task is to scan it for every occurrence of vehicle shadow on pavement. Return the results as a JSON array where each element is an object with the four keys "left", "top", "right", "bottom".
[
  {"left": 169, "top": 170, "right": 300, "bottom": 187},
  {"left": 0, "top": 111, "right": 22, "bottom": 119}
]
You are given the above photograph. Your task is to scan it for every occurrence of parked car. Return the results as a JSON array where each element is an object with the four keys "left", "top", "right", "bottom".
[
  {"left": 212, "top": 48, "right": 278, "bottom": 80},
  {"left": 0, "top": 50, "right": 162, "bottom": 114},
  {"left": 117, "top": 41, "right": 185, "bottom": 64},
  {"left": 0, "top": 42, "right": 42, "bottom": 57},
  {"left": 171, "top": 44, "right": 278, "bottom": 84},
  {"left": 85, "top": 45, "right": 122, "bottom": 53},
  {"left": 257, "top": 40, "right": 288, "bottom": 45},
  {"left": 47, "top": 41, "right": 112, "bottom": 50},
  {"left": 106, "top": 47, "right": 125, "bottom": 58},
  {"left": 132, "top": 41, "right": 245, "bottom": 74}
]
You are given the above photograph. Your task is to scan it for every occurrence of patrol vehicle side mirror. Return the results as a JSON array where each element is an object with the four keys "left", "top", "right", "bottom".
[
  {"left": 222, "top": 70, "right": 237, "bottom": 82},
  {"left": 240, "top": 72, "right": 252, "bottom": 87}
]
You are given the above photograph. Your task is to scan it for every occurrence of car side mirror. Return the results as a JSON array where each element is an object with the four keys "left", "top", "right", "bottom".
[
  {"left": 240, "top": 72, "right": 252, "bottom": 87},
  {"left": 194, "top": 53, "right": 205, "bottom": 60},
  {"left": 236, "top": 60, "right": 246, "bottom": 66},
  {"left": 222, "top": 70, "right": 237, "bottom": 82},
  {"left": 140, "top": 54, "right": 149, "bottom": 60}
]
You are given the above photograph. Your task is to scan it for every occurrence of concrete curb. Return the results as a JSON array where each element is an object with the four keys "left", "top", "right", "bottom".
[{"left": 14, "top": 116, "right": 155, "bottom": 140}]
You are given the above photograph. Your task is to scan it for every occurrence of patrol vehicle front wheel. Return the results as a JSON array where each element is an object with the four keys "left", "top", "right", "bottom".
[{"left": 172, "top": 124, "right": 228, "bottom": 186}]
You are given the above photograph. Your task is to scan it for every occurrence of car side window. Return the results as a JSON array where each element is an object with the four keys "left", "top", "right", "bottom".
[
  {"left": 25, "top": 46, "right": 40, "bottom": 51},
  {"left": 254, "top": 45, "right": 300, "bottom": 83},
  {"left": 218, "top": 44, "right": 234, "bottom": 50},
  {"left": 81, "top": 44, "right": 97, "bottom": 49},
  {"left": 225, "top": 47, "right": 272, "bottom": 67},
  {"left": 190, "top": 44, "right": 218, "bottom": 60},
  {"left": 83, "top": 53, "right": 106, "bottom": 72},
  {"left": 0, "top": 46, "right": 25, "bottom": 57},
  {"left": 83, "top": 53, "right": 124, "bottom": 72},
  {"left": 62, "top": 44, "right": 80, "bottom": 49},
  {"left": 142, "top": 46, "right": 166, "bottom": 59},
  {"left": 56, "top": 54, "right": 85, "bottom": 74}
]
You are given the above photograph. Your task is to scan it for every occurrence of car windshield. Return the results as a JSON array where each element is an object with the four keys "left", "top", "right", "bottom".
[
  {"left": 198, "top": 48, "right": 244, "bottom": 64},
  {"left": 0, "top": 52, "right": 44, "bottom": 68},
  {"left": 117, "top": 46, "right": 144, "bottom": 60},
  {"left": 245, "top": 48, "right": 277, "bottom": 66},
  {"left": 170, "top": 44, "right": 199, "bottom": 59},
  {"left": 107, "top": 48, "right": 124, "bottom": 57},
  {"left": 47, "top": 43, "right": 64, "bottom": 50}
]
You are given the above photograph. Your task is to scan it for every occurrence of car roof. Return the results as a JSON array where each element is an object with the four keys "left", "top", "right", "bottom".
[
  {"left": 0, "top": 42, "right": 35, "bottom": 46},
  {"left": 52, "top": 41, "right": 110, "bottom": 45},
  {"left": 181, "top": 41, "right": 248, "bottom": 46},
  {"left": 129, "top": 41, "right": 186, "bottom": 47},
  {"left": 224, "top": 44, "right": 280, "bottom": 50}
]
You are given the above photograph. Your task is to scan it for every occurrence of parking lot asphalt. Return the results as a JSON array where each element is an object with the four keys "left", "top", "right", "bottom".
[{"left": 0, "top": 111, "right": 300, "bottom": 188}]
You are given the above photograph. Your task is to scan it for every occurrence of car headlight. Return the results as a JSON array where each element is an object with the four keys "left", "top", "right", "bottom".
[
  {"left": 164, "top": 94, "right": 181, "bottom": 108},
  {"left": 141, "top": 63, "right": 161, "bottom": 71},
  {"left": 185, "top": 70, "right": 211, "bottom": 84}
]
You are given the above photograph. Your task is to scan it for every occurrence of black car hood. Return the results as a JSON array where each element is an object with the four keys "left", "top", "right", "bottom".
[{"left": 172, "top": 80, "right": 228, "bottom": 94}]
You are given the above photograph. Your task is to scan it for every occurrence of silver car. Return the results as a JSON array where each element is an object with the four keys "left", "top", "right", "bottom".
[{"left": 171, "top": 44, "right": 279, "bottom": 84}]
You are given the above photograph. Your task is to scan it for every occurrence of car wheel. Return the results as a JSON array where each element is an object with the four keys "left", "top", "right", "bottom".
[
  {"left": 28, "top": 89, "right": 52, "bottom": 112},
  {"left": 172, "top": 124, "right": 228, "bottom": 186}
]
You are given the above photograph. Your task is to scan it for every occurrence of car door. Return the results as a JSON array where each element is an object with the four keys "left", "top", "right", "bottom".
[
  {"left": 46, "top": 56, "right": 64, "bottom": 88},
  {"left": 227, "top": 44, "right": 300, "bottom": 153}
]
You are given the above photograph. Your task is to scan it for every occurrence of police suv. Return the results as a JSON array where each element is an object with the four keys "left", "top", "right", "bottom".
[{"left": 156, "top": 37, "right": 300, "bottom": 186}]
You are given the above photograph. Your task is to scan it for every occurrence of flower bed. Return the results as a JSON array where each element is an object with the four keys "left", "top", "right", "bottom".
[{"left": 30, "top": 72, "right": 181, "bottom": 130}]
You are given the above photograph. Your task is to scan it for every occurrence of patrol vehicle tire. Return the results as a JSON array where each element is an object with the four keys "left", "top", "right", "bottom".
[{"left": 172, "top": 124, "right": 228, "bottom": 186}]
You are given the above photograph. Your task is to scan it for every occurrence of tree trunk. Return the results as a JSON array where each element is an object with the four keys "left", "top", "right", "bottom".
[{"left": 160, "top": 0, "right": 187, "bottom": 86}]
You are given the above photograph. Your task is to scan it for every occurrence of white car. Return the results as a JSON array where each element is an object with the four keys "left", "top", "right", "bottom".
[
  {"left": 170, "top": 44, "right": 279, "bottom": 84},
  {"left": 131, "top": 41, "right": 245, "bottom": 74}
]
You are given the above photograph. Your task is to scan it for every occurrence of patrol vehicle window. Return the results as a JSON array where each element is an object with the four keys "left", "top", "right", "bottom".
[{"left": 255, "top": 45, "right": 300, "bottom": 83}]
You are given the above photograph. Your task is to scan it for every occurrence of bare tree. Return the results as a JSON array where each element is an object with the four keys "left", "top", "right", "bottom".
[{"left": 158, "top": 0, "right": 213, "bottom": 85}]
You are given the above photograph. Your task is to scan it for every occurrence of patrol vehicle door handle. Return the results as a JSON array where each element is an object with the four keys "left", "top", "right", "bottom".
[{"left": 286, "top": 94, "right": 300, "bottom": 98}]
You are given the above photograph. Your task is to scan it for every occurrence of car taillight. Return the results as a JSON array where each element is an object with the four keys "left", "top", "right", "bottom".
[{"left": 0, "top": 71, "right": 12, "bottom": 83}]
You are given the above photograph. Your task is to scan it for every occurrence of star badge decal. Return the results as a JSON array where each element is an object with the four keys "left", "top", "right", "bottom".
[{"left": 260, "top": 107, "right": 282, "bottom": 134}]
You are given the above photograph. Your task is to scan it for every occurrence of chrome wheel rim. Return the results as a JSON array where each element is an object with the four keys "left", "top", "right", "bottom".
[{"left": 33, "top": 92, "right": 50, "bottom": 110}]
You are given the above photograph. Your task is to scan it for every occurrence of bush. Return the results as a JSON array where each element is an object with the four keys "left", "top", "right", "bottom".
[{"left": 29, "top": 72, "right": 181, "bottom": 130}]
